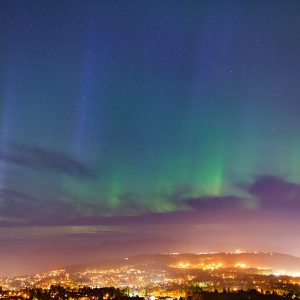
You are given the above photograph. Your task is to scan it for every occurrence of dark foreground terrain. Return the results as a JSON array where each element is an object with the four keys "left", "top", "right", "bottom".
[{"left": 0, "top": 286, "right": 299, "bottom": 300}]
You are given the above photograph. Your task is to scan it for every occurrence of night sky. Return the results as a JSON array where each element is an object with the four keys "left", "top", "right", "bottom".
[{"left": 1, "top": 0, "right": 300, "bottom": 275}]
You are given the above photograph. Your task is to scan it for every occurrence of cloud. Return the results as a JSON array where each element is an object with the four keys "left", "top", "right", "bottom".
[
  {"left": 1, "top": 174, "right": 300, "bottom": 228},
  {"left": 245, "top": 175, "right": 300, "bottom": 210},
  {"left": 118, "top": 193, "right": 145, "bottom": 211},
  {"left": 0, "top": 188, "right": 251, "bottom": 227},
  {"left": 0, "top": 188, "right": 38, "bottom": 220},
  {"left": 0, "top": 144, "right": 93, "bottom": 178},
  {"left": 0, "top": 187, "right": 83, "bottom": 225},
  {"left": 184, "top": 195, "right": 243, "bottom": 211}
]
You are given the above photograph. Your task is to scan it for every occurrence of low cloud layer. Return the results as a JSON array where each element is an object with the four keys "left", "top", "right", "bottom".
[
  {"left": 0, "top": 144, "right": 92, "bottom": 179},
  {"left": 246, "top": 175, "right": 300, "bottom": 210},
  {"left": 185, "top": 195, "right": 243, "bottom": 211},
  {"left": 1, "top": 175, "right": 300, "bottom": 227}
]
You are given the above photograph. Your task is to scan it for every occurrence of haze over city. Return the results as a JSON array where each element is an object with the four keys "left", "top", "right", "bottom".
[{"left": 1, "top": 0, "right": 300, "bottom": 278}]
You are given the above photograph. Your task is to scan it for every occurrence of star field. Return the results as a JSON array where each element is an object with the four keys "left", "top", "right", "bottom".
[{"left": 1, "top": 0, "right": 300, "bottom": 275}]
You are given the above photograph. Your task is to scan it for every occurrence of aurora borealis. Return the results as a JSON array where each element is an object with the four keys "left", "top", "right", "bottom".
[{"left": 1, "top": 0, "right": 300, "bottom": 275}]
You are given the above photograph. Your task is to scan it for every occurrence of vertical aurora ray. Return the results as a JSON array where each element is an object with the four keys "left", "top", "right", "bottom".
[
  {"left": 74, "top": 14, "right": 103, "bottom": 159},
  {"left": 0, "top": 90, "right": 11, "bottom": 191},
  {"left": 74, "top": 45, "right": 94, "bottom": 157},
  {"left": 0, "top": 39, "right": 23, "bottom": 191}
]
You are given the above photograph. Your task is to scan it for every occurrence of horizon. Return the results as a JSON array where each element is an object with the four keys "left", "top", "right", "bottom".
[
  {"left": 1, "top": 0, "right": 300, "bottom": 277},
  {"left": 1, "top": 249, "right": 299, "bottom": 277},
  {"left": 2, "top": 249, "right": 300, "bottom": 277}
]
